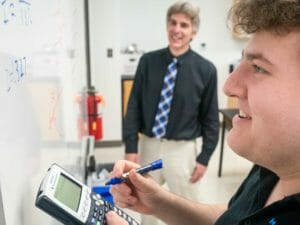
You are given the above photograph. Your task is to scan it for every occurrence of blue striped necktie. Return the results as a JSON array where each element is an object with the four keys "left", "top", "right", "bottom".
[{"left": 152, "top": 58, "right": 178, "bottom": 138}]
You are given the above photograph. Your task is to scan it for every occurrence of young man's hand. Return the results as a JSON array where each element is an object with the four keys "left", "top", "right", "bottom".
[{"left": 106, "top": 211, "right": 128, "bottom": 225}]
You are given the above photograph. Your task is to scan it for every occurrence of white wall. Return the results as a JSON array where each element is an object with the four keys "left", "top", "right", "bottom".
[
  {"left": 89, "top": 0, "right": 122, "bottom": 141},
  {"left": 90, "top": 0, "right": 247, "bottom": 141}
]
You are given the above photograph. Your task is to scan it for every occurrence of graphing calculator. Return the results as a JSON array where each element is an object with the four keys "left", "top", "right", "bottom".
[{"left": 35, "top": 164, "right": 139, "bottom": 225}]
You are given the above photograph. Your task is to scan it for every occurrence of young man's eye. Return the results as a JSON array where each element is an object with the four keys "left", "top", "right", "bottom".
[{"left": 252, "top": 65, "right": 268, "bottom": 74}]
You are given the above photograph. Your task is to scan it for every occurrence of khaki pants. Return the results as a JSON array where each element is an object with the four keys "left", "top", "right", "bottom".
[{"left": 139, "top": 135, "right": 203, "bottom": 225}]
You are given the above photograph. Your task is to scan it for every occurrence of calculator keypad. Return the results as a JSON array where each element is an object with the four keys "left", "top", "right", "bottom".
[{"left": 87, "top": 193, "right": 139, "bottom": 225}]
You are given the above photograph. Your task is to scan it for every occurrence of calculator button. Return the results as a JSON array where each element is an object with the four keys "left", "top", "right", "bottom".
[
  {"left": 98, "top": 214, "right": 104, "bottom": 221},
  {"left": 90, "top": 218, "right": 96, "bottom": 224},
  {"left": 97, "top": 199, "right": 104, "bottom": 205},
  {"left": 109, "top": 204, "right": 114, "bottom": 210}
]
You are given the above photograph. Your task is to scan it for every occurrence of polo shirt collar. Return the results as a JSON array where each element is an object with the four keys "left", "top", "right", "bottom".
[{"left": 166, "top": 47, "right": 191, "bottom": 65}]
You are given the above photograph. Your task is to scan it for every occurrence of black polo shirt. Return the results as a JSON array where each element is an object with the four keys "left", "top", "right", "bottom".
[{"left": 215, "top": 165, "right": 300, "bottom": 225}]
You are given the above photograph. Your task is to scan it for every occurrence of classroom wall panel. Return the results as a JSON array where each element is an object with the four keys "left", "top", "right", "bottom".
[{"left": 0, "top": 1, "right": 86, "bottom": 224}]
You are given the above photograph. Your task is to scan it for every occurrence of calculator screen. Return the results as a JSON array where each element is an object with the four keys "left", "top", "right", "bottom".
[{"left": 54, "top": 173, "right": 82, "bottom": 212}]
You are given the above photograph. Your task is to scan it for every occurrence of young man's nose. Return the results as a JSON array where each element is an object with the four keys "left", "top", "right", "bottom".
[{"left": 223, "top": 68, "right": 245, "bottom": 99}]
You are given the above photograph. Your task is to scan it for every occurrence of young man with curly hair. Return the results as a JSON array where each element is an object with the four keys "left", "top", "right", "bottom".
[{"left": 107, "top": 1, "right": 300, "bottom": 224}]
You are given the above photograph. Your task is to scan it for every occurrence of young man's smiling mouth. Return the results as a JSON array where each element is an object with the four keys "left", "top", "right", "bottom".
[{"left": 239, "top": 110, "right": 252, "bottom": 119}]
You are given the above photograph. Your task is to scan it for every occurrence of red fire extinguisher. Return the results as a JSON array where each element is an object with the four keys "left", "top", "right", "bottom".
[{"left": 76, "top": 88, "right": 104, "bottom": 141}]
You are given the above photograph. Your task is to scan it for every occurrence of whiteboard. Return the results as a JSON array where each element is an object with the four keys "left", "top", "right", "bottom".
[{"left": 0, "top": 1, "right": 88, "bottom": 225}]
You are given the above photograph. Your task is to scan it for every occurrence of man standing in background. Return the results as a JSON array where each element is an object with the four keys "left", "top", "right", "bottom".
[{"left": 123, "top": 1, "right": 219, "bottom": 224}]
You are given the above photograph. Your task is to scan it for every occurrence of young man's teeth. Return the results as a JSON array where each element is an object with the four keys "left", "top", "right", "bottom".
[{"left": 239, "top": 111, "right": 251, "bottom": 119}]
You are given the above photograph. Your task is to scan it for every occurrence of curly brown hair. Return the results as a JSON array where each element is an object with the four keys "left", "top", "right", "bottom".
[{"left": 228, "top": 0, "right": 300, "bottom": 35}]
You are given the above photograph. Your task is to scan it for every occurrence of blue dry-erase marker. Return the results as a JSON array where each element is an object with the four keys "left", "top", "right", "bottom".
[{"left": 105, "top": 159, "right": 163, "bottom": 185}]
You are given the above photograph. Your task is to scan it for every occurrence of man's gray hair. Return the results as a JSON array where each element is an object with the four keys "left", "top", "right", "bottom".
[{"left": 167, "top": 1, "right": 200, "bottom": 33}]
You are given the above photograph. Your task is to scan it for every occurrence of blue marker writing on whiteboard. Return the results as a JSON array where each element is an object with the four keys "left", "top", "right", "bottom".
[{"left": 105, "top": 159, "right": 163, "bottom": 185}]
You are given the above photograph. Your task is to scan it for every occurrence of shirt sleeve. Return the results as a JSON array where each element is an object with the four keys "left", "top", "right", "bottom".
[
  {"left": 123, "top": 55, "right": 145, "bottom": 154},
  {"left": 196, "top": 63, "right": 220, "bottom": 165}
]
